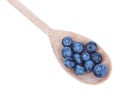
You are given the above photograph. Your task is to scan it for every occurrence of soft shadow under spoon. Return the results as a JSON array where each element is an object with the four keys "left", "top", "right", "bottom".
[{"left": 7, "top": 0, "right": 112, "bottom": 84}]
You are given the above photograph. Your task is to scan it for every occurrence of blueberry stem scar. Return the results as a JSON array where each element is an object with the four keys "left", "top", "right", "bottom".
[{"left": 7, "top": 0, "right": 112, "bottom": 84}]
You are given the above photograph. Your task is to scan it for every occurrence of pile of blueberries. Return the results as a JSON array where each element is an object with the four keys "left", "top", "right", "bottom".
[{"left": 61, "top": 36, "right": 108, "bottom": 78}]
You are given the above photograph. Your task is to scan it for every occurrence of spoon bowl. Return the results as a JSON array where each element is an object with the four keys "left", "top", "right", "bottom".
[
  {"left": 8, "top": 0, "right": 112, "bottom": 84},
  {"left": 49, "top": 29, "right": 111, "bottom": 84}
]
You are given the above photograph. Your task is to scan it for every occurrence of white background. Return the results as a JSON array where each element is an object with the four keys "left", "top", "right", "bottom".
[{"left": 0, "top": 0, "right": 120, "bottom": 95}]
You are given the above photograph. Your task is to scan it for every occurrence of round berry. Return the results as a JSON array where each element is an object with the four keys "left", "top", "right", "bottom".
[
  {"left": 86, "top": 41, "right": 97, "bottom": 53},
  {"left": 81, "top": 52, "right": 90, "bottom": 61},
  {"left": 93, "top": 64, "right": 108, "bottom": 78},
  {"left": 72, "top": 42, "right": 84, "bottom": 53},
  {"left": 73, "top": 54, "right": 82, "bottom": 65},
  {"left": 61, "top": 47, "right": 72, "bottom": 58},
  {"left": 62, "top": 37, "right": 72, "bottom": 46},
  {"left": 74, "top": 65, "right": 85, "bottom": 75},
  {"left": 64, "top": 57, "right": 76, "bottom": 68},
  {"left": 91, "top": 52, "right": 102, "bottom": 64},
  {"left": 84, "top": 60, "right": 94, "bottom": 72}
]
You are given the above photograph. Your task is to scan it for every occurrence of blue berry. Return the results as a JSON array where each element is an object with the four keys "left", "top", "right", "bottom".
[
  {"left": 86, "top": 41, "right": 97, "bottom": 53},
  {"left": 62, "top": 37, "right": 72, "bottom": 46},
  {"left": 91, "top": 52, "right": 102, "bottom": 64},
  {"left": 64, "top": 57, "right": 76, "bottom": 68},
  {"left": 93, "top": 64, "right": 108, "bottom": 78},
  {"left": 74, "top": 65, "right": 85, "bottom": 75},
  {"left": 61, "top": 47, "right": 72, "bottom": 58},
  {"left": 65, "top": 57, "right": 74, "bottom": 61},
  {"left": 73, "top": 54, "right": 82, "bottom": 65},
  {"left": 84, "top": 60, "right": 94, "bottom": 72},
  {"left": 81, "top": 52, "right": 90, "bottom": 61},
  {"left": 72, "top": 42, "right": 84, "bottom": 53}
]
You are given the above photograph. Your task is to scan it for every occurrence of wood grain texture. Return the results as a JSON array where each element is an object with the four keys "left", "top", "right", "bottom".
[{"left": 8, "top": 0, "right": 112, "bottom": 84}]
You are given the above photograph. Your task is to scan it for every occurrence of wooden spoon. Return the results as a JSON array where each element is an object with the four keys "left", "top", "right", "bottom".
[{"left": 7, "top": 0, "right": 112, "bottom": 84}]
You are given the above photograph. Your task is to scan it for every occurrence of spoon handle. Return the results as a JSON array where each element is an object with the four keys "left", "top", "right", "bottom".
[{"left": 7, "top": 0, "right": 52, "bottom": 35}]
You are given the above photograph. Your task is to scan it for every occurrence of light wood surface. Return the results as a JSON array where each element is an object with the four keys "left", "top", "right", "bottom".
[
  {"left": 7, "top": 0, "right": 52, "bottom": 36},
  {"left": 7, "top": 0, "right": 112, "bottom": 84}
]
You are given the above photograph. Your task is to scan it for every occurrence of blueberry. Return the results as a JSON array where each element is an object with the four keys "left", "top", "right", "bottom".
[
  {"left": 65, "top": 57, "right": 74, "bottom": 61},
  {"left": 91, "top": 52, "right": 102, "bottom": 64},
  {"left": 73, "top": 54, "right": 82, "bottom": 65},
  {"left": 86, "top": 41, "right": 97, "bottom": 53},
  {"left": 72, "top": 42, "right": 84, "bottom": 53},
  {"left": 64, "top": 57, "right": 76, "bottom": 68},
  {"left": 81, "top": 52, "right": 90, "bottom": 61},
  {"left": 84, "top": 60, "right": 95, "bottom": 72},
  {"left": 74, "top": 65, "right": 85, "bottom": 75},
  {"left": 62, "top": 37, "right": 72, "bottom": 46},
  {"left": 61, "top": 47, "right": 72, "bottom": 58},
  {"left": 93, "top": 64, "right": 108, "bottom": 78}
]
